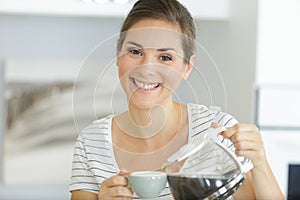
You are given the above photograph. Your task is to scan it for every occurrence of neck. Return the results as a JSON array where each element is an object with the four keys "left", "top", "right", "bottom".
[
  {"left": 115, "top": 100, "right": 182, "bottom": 139},
  {"left": 128, "top": 101, "right": 173, "bottom": 126}
]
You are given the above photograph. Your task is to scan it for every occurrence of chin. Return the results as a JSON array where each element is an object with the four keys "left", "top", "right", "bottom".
[{"left": 128, "top": 98, "right": 157, "bottom": 110}]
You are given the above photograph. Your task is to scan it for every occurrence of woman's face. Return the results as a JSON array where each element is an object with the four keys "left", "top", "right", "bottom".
[{"left": 117, "top": 19, "right": 194, "bottom": 109}]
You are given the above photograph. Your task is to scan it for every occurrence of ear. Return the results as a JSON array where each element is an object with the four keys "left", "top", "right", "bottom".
[{"left": 183, "top": 54, "right": 195, "bottom": 80}]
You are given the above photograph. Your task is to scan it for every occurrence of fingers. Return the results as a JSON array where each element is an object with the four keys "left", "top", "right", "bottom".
[
  {"left": 105, "top": 185, "right": 134, "bottom": 198},
  {"left": 233, "top": 141, "right": 264, "bottom": 158},
  {"left": 227, "top": 131, "right": 262, "bottom": 144},
  {"left": 220, "top": 123, "right": 267, "bottom": 167},
  {"left": 118, "top": 170, "right": 129, "bottom": 176},
  {"left": 103, "top": 175, "right": 128, "bottom": 188},
  {"left": 99, "top": 173, "right": 134, "bottom": 200},
  {"left": 221, "top": 124, "right": 259, "bottom": 139},
  {"left": 233, "top": 140, "right": 262, "bottom": 151}
]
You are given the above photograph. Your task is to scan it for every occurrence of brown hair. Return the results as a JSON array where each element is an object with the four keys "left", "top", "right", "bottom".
[{"left": 118, "top": 0, "right": 196, "bottom": 63}]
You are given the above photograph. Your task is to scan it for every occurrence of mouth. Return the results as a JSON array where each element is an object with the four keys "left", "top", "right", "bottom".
[{"left": 132, "top": 78, "right": 161, "bottom": 91}]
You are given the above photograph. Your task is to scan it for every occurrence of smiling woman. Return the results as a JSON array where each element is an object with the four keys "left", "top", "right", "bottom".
[
  {"left": 0, "top": 0, "right": 278, "bottom": 199},
  {"left": 69, "top": 0, "right": 284, "bottom": 200}
]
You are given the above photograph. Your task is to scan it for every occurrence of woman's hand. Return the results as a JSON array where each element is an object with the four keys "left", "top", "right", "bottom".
[
  {"left": 220, "top": 123, "right": 285, "bottom": 199},
  {"left": 220, "top": 123, "right": 267, "bottom": 168},
  {"left": 98, "top": 171, "right": 134, "bottom": 200}
]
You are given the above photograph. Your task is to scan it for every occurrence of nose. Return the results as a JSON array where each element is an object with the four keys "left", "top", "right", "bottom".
[
  {"left": 139, "top": 65, "right": 156, "bottom": 77},
  {"left": 139, "top": 50, "right": 157, "bottom": 76},
  {"left": 140, "top": 50, "right": 156, "bottom": 66}
]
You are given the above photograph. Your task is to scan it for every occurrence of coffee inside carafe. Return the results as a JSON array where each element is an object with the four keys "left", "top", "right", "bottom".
[{"left": 167, "top": 170, "right": 245, "bottom": 200}]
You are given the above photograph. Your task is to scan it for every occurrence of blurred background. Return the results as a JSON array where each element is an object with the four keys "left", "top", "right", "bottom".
[{"left": 0, "top": 0, "right": 299, "bottom": 199}]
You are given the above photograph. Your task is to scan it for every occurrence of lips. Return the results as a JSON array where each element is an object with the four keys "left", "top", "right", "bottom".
[{"left": 132, "top": 78, "right": 160, "bottom": 91}]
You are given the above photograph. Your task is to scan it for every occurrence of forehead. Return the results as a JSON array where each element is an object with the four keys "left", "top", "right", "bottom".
[{"left": 124, "top": 19, "right": 183, "bottom": 51}]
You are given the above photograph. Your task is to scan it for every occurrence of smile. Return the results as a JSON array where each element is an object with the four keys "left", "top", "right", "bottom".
[{"left": 132, "top": 78, "right": 160, "bottom": 91}]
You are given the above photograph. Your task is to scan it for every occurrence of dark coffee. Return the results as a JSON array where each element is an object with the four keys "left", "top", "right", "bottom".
[{"left": 167, "top": 174, "right": 243, "bottom": 200}]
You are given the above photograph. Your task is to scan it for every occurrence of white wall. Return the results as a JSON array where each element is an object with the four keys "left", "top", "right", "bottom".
[
  {"left": 255, "top": 0, "right": 300, "bottom": 197},
  {"left": 0, "top": 15, "right": 123, "bottom": 61},
  {"left": 195, "top": 0, "right": 257, "bottom": 123},
  {"left": 256, "top": 0, "right": 300, "bottom": 85}
]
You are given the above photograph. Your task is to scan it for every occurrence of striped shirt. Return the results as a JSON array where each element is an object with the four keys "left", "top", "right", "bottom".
[{"left": 69, "top": 103, "right": 238, "bottom": 199}]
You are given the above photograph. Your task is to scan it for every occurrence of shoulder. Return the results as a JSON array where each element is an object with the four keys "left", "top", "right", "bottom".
[
  {"left": 187, "top": 103, "right": 238, "bottom": 128},
  {"left": 187, "top": 103, "right": 238, "bottom": 150},
  {"left": 75, "top": 114, "right": 114, "bottom": 150},
  {"left": 70, "top": 115, "right": 117, "bottom": 194},
  {"left": 209, "top": 105, "right": 239, "bottom": 128},
  {"left": 79, "top": 115, "right": 113, "bottom": 138}
]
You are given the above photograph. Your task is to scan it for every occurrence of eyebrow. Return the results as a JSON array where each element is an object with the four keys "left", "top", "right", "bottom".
[
  {"left": 157, "top": 48, "right": 177, "bottom": 52},
  {"left": 127, "top": 41, "right": 143, "bottom": 48},
  {"left": 126, "top": 41, "right": 178, "bottom": 53}
]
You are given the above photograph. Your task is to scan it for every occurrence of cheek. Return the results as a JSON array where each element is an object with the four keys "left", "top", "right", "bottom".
[
  {"left": 173, "top": 64, "right": 187, "bottom": 78},
  {"left": 117, "top": 56, "right": 132, "bottom": 78},
  {"left": 159, "top": 66, "right": 184, "bottom": 92},
  {"left": 165, "top": 76, "right": 182, "bottom": 92}
]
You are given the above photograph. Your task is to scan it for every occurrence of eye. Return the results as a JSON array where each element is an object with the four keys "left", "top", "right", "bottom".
[
  {"left": 128, "top": 48, "right": 142, "bottom": 56},
  {"left": 159, "top": 55, "right": 172, "bottom": 62}
]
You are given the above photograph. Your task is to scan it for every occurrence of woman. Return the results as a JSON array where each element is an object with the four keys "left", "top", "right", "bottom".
[{"left": 70, "top": 0, "right": 284, "bottom": 199}]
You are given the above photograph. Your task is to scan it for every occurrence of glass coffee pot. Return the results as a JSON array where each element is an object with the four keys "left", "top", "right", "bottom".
[{"left": 162, "top": 123, "right": 253, "bottom": 200}]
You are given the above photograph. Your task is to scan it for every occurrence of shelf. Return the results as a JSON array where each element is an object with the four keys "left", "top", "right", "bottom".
[{"left": 0, "top": 0, "right": 231, "bottom": 20}]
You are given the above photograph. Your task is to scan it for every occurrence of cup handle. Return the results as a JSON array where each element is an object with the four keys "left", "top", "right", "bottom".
[{"left": 124, "top": 175, "right": 131, "bottom": 189}]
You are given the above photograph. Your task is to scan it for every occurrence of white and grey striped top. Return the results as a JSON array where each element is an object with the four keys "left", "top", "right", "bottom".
[{"left": 69, "top": 103, "right": 238, "bottom": 199}]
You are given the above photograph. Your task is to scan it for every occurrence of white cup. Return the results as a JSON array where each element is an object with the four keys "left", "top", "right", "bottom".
[{"left": 127, "top": 171, "right": 167, "bottom": 199}]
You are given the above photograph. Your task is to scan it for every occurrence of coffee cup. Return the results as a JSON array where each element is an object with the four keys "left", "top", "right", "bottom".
[{"left": 127, "top": 171, "right": 167, "bottom": 199}]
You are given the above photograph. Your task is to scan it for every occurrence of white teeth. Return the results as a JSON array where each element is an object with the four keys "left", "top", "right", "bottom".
[{"left": 133, "top": 79, "right": 159, "bottom": 90}]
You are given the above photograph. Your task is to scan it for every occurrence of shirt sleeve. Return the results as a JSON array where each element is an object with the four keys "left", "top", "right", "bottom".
[{"left": 69, "top": 135, "right": 100, "bottom": 194}]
